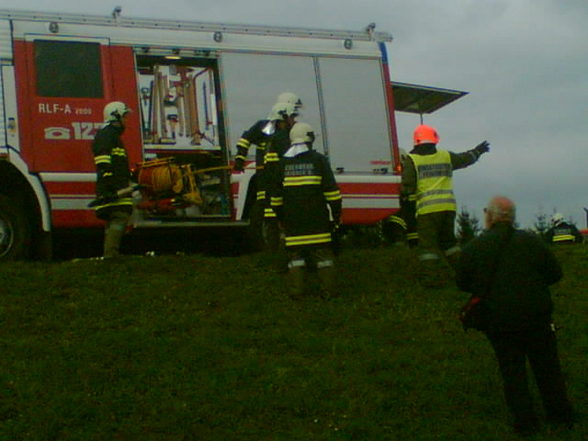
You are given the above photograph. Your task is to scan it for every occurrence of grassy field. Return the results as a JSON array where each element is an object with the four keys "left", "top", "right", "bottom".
[{"left": 0, "top": 243, "right": 586, "bottom": 440}]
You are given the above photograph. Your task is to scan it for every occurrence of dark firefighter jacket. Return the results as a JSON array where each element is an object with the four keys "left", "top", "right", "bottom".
[
  {"left": 456, "top": 223, "right": 562, "bottom": 333},
  {"left": 261, "top": 126, "right": 292, "bottom": 218},
  {"left": 269, "top": 146, "right": 342, "bottom": 248},
  {"left": 91, "top": 123, "right": 132, "bottom": 219},
  {"left": 264, "top": 126, "right": 291, "bottom": 163},
  {"left": 544, "top": 222, "right": 584, "bottom": 244},
  {"left": 401, "top": 143, "right": 483, "bottom": 215},
  {"left": 235, "top": 119, "right": 274, "bottom": 167}
]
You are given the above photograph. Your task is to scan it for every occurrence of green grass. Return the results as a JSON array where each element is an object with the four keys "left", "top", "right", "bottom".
[{"left": 0, "top": 245, "right": 586, "bottom": 440}]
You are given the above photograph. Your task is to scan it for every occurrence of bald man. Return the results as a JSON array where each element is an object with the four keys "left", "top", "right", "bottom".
[{"left": 456, "top": 196, "right": 574, "bottom": 436}]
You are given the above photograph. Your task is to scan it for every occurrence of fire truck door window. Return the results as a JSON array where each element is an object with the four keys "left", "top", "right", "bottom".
[
  {"left": 318, "top": 57, "right": 392, "bottom": 173},
  {"left": 34, "top": 40, "right": 103, "bottom": 98},
  {"left": 220, "top": 53, "right": 324, "bottom": 156}
]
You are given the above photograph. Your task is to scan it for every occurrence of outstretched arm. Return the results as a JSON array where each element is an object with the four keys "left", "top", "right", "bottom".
[{"left": 451, "top": 141, "right": 490, "bottom": 170}]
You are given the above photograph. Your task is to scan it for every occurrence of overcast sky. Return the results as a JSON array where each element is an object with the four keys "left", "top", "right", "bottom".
[{"left": 3, "top": 0, "right": 587, "bottom": 228}]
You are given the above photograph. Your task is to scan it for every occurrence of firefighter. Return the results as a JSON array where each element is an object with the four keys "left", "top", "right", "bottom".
[
  {"left": 402, "top": 124, "right": 489, "bottom": 286},
  {"left": 383, "top": 149, "right": 418, "bottom": 247},
  {"left": 233, "top": 94, "right": 301, "bottom": 251},
  {"left": 268, "top": 122, "right": 342, "bottom": 298},
  {"left": 261, "top": 102, "right": 300, "bottom": 251},
  {"left": 544, "top": 213, "right": 584, "bottom": 244},
  {"left": 233, "top": 92, "right": 302, "bottom": 173},
  {"left": 404, "top": 194, "right": 419, "bottom": 247},
  {"left": 91, "top": 101, "right": 133, "bottom": 258},
  {"left": 383, "top": 211, "right": 408, "bottom": 245},
  {"left": 383, "top": 194, "right": 418, "bottom": 247},
  {"left": 403, "top": 146, "right": 420, "bottom": 248}
]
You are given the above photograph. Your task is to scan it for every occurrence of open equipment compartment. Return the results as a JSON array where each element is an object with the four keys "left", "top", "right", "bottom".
[{"left": 133, "top": 53, "right": 232, "bottom": 221}]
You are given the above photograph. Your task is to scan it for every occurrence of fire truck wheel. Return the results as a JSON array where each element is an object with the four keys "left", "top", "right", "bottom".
[{"left": 0, "top": 195, "right": 32, "bottom": 260}]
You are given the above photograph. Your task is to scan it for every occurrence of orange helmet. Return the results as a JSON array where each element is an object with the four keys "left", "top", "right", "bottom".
[{"left": 413, "top": 124, "right": 440, "bottom": 146}]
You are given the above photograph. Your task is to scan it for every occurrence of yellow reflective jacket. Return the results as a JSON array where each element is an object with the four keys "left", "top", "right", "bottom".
[{"left": 408, "top": 150, "right": 457, "bottom": 216}]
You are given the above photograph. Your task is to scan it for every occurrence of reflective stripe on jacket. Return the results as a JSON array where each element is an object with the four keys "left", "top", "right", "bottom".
[
  {"left": 552, "top": 226, "right": 578, "bottom": 243},
  {"left": 269, "top": 148, "right": 342, "bottom": 248},
  {"left": 409, "top": 150, "right": 457, "bottom": 216},
  {"left": 92, "top": 124, "right": 130, "bottom": 196},
  {"left": 235, "top": 119, "right": 271, "bottom": 166}
]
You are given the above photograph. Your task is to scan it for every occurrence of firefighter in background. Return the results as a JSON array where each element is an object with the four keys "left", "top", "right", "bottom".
[
  {"left": 383, "top": 149, "right": 418, "bottom": 247},
  {"left": 402, "top": 124, "right": 489, "bottom": 286},
  {"left": 233, "top": 92, "right": 303, "bottom": 172},
  {"left": 91, "top": 101, "right": 133, "bottom": 258},
  {"left": 403, "top": 146, "right": 420, "bottom": 248},
  {"left": 260, "top": 102, "right": 300, "bottom": 251},
  {"left": 269, "top": 122, "right": 342, "bottom": 298},
  {"left": 404, "top": 194, "right": 419, "bottom": 247},
  {"left": 233, "top": 92, "right": 302, "bottom": 250},
  {"left": 383, "top": 194, "right": 419, "bottom": 247},
  {"left": 544, "top": 213, "right": 584, "bottom": 244}
]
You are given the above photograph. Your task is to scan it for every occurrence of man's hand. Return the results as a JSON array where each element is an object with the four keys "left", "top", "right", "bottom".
[
  {"left": 474, "top": 140, "right": 490, "bottom": 156},
  {"left": 233, "top": 158, "right": 245, "bottom": 172}
]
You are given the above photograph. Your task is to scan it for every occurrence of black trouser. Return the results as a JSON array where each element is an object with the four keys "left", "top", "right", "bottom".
[{"left": 485, "top": 324, "right": 573, "bottom": 429}]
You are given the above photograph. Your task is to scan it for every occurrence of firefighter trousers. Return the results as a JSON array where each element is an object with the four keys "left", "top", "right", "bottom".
[
  {"left": 286, "top": 246, "right": 336, "bottom": 298},
  {"left": 415, "top": 211, "right": 460, "bottom": 287},
  {"left": 103, "top": 209, "right": 131, "bottom": 258}
]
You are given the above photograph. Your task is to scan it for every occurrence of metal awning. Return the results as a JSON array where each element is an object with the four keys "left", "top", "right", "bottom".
[{"left": 391, "top": 81, "right": 468, "bottom": 114}]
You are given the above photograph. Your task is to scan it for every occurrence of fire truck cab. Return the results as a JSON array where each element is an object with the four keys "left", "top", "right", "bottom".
[{"left": 0, "top": 9, "right": 464, "bottom": 260}]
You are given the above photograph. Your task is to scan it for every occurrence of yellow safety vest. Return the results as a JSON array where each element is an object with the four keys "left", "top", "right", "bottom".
[{"left": 409, "top": 150, "right": 457, "bottom": 216}]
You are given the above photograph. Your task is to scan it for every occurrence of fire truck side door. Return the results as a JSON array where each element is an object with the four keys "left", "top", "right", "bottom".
[{"left": 16, "top": 36, "right": 141, "bottom": 173}]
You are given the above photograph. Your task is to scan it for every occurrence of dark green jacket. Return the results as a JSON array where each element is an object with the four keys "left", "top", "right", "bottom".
[{"left": 456, "top": 223, "right": 562, "bottom": 332}]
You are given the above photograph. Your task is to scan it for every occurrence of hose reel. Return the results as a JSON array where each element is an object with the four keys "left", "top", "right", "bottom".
[{"left": 136, "top": 158, "right": 202, "bottom": 207}]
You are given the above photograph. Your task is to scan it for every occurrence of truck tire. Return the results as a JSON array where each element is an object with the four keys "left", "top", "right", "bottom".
[{"left": 0, "top": 195, "right": 32, "bottom": 260}]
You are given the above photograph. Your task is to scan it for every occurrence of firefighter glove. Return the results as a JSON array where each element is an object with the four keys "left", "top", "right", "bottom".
[
  {"left": 474, "top": 141, "right": 490, "bottom": 156},
  {"left": 233, "top": 158, "right": 245, "bottom": 172}
]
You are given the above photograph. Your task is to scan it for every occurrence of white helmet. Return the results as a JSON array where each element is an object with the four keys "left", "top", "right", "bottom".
[
  {"left": 267, "top": 102, "right": 298, "bottom": 121},
  {"left": 103, "top": 101, "right": 131, "bottom": 123},
  {"left": 276, "top": 92, "right": 302, "bottom": 109},
  {"left": 551, "top": 213, "right": 565, "bottom": 226},
  {"left": 290, "top": 122, "right": 315, "bottom": 144}
]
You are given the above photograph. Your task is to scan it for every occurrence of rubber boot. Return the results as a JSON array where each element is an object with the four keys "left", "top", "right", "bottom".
[
  {"left": 286, "top": 265, "right": 306, "bottom": 299},
  {"left": 103, "top": 211, "right": 129, "bottom": 258},
  {"left": 317, "top": 265, "right": 337, "bottom": 299}
]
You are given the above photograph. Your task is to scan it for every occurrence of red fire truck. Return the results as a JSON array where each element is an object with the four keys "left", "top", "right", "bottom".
[{"left": 0, "top": 9, "right": 465, "bottom": 259}]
